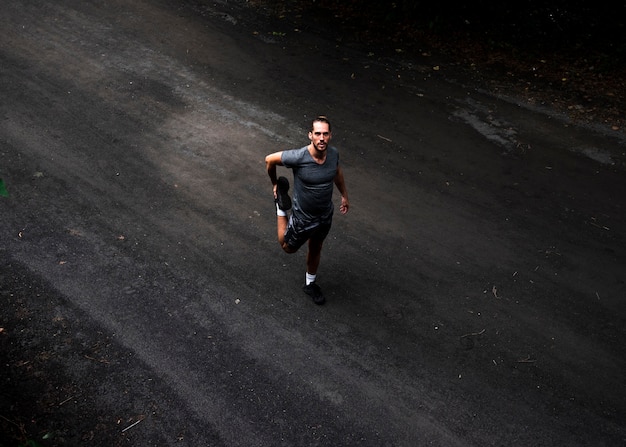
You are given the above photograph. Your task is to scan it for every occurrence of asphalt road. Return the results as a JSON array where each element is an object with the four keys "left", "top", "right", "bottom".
[{"left": 1, "top": 0, "right": 625, "bottom": 446}]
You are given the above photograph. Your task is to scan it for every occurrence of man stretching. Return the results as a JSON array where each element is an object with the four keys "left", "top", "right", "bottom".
[{"left": 265, "top": 116, "right": 350, "bottom": 305}]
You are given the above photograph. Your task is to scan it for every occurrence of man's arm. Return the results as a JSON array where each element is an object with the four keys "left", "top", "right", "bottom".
[
  {"left": 265, "top": 151, "right": 284, "bottom": 196},
  {"left": 334, "top": 165, "right": 350, "bottom": 214}
]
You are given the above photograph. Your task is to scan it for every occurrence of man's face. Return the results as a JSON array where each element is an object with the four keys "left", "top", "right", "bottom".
[{"left": 309, "top": 122, "right": 331, "bottom": 152}]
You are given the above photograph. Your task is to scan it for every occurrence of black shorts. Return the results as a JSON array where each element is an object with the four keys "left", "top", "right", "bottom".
[{"left": 284, "top": 214, "right": 332, "bottom": 251}]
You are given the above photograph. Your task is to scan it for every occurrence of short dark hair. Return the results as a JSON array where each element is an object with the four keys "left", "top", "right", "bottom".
[{"left": 311, "top": 115, "right": 331, "bottom": 132}]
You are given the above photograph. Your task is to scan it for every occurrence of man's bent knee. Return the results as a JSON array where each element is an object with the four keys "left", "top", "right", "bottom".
[{"left": 281, "top": 242, "right": 298, "bottom": 254}]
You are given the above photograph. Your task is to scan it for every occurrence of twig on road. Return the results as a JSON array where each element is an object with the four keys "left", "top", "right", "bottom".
[
  {"left": 84, "top": 354, "right": 109, "bottom": 364},
  {"left": 122, "top": 418, "right": 144, "bottom": 433},
  {"left": 460, "top": 329, "right": 486, "bottom": 339},
  {"left": 58, "top": 396, "right": 75, "bottom": 406}
]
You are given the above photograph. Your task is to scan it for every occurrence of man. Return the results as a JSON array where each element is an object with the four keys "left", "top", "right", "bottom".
[{"left": 265, "top": 116, "right": 349, "bottom": 305}]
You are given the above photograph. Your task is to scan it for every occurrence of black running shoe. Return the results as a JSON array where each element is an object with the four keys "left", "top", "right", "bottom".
[
  {"left": 303, "top": 282, "right": 325, "bottom": 305},
  {"left": 276, "top": 176, "right": 292, "bottom": 211}
]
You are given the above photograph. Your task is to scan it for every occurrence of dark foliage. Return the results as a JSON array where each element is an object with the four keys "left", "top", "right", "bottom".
[
  {"left": 381, "top": 1, "right": 622, "bottom": 43},
  {"left": 311, "top": 0, "right": 626, "bottom": 60},
  {"left": 252, "top": 0, "right": 625, "bottom": 128}
]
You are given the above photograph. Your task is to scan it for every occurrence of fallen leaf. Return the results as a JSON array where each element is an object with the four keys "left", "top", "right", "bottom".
[{"left": 492, "top": 285, "right": 499, "bottom": 298}]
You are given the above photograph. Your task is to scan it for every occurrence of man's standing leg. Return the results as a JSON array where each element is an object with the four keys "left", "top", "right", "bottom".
[
  {"left": 306, "top": 239, "right": 323, "bottom": 279},
  {"left": 303, "top": 238, "right": 325, "bottom": 305}
]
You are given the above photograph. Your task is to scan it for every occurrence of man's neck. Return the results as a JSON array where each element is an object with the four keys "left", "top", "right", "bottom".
[{"left": 308, "top": 144, "right": 326, "bottom": 163}]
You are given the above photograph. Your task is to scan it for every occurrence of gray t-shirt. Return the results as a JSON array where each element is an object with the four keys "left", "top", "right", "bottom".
[{"left": 281, "top": 145, "right": 339, "bottom": 222}]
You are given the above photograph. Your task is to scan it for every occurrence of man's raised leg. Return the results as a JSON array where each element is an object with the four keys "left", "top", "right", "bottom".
[{"left": 277, "top": 214, "right": 295, "bottom": 253}]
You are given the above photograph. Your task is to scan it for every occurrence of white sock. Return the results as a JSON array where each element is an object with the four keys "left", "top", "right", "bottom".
[
  {"left": 276, "top": 203, "right": 287, "bottom": 217},
  {"left": 306, "top": 272, "right": 316, "bottom": 285}
]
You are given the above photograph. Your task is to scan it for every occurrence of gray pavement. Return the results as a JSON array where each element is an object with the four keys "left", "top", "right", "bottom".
[{"left": 1, "top": 0, "right": 625, "bottom": 446}]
